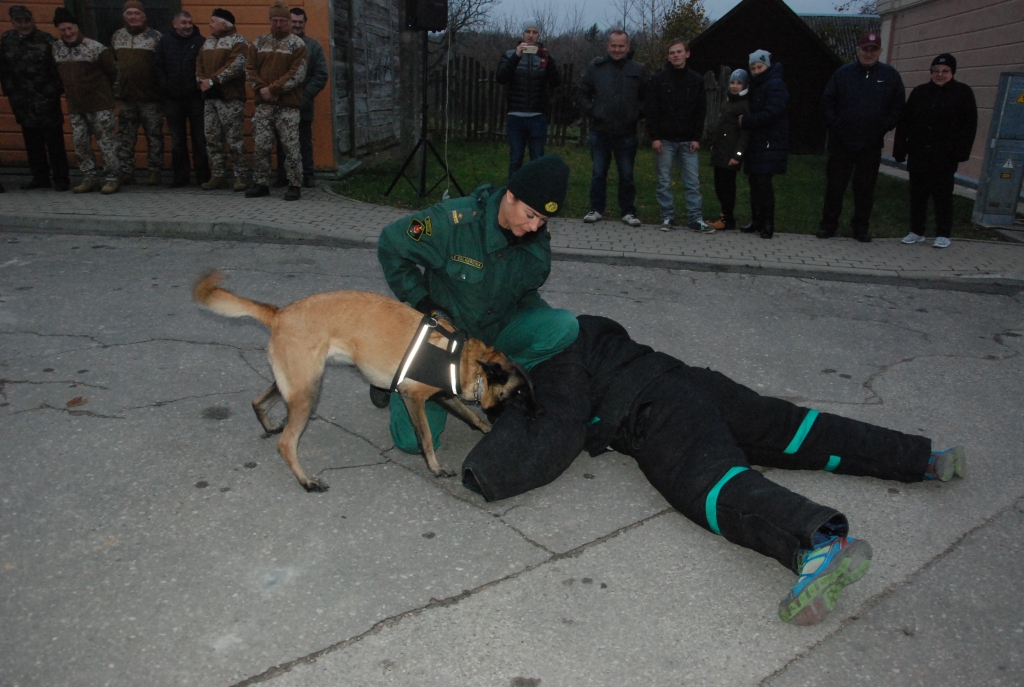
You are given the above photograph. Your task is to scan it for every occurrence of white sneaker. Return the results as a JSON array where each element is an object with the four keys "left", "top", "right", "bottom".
[
  {"left": 901, "top": 232, "right": 927, "bottom": 244},
  {"left": 583, "top": 210, "right": 602, "bottom": 223},
  {"left": 659, "top": 218, "right": 674, "bottom": 232},
  {"left": 622, "top": 214, "right": 642, "bottom": 227},
  {"left": 932, "top": 236, "right": 951, "bottom": 249}
]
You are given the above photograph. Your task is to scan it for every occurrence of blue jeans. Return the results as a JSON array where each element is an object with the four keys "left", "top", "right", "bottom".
[
  {"left": 589, "top": 130, "right": 638, "bottom": 216},
  {"left": 655, "top": 141, "right": 702, "bottom": 223},
  {"left": 507, "top": 114, "right": 547, "bottom": 178}
]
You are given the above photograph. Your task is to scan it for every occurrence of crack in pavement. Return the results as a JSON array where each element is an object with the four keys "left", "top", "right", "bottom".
[
  {"left": 122, "top": 388, "right": 250, "bottom": 411},
  {"left": 0, "top": 377, "right": 110, "bottom": 391},
  {"left": 227, "top": 507, "right": 676, "bottom": 687},
  {"left": 13, "top": 402, "right": 125, "bottom": 419}
]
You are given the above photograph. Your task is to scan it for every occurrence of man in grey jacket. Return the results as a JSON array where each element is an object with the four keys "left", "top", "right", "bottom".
[{"left": 274, "top": 7, "right": 327, "bottom": 188}]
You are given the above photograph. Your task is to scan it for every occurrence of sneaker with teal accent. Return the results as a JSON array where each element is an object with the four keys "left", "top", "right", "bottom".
[
  {"left": 925, "top": 445, "right": 966, "bottom": 481},
  {"left": 778, "top": 536, "right": 872, "bottom": 626}
]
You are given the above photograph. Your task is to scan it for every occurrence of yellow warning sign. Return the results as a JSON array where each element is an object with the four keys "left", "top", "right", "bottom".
[{"left": 1018, "top": 92, "right": 1024, "bottom": 104}]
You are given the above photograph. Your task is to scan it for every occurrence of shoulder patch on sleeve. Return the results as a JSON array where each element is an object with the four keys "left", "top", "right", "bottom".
[{"left": 407, "top": 218, "right": 424, "bottom": 241}]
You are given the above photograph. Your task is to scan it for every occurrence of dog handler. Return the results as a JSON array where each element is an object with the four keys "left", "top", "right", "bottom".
[
  {"left": 460, "top": 315, "right": 965, "bottom": 625},
  {"left": 377, "top": 154, "right": 579, "bottom": 454}
]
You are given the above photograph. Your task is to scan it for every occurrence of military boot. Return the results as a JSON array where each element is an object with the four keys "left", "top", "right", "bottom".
[
  {"left": 101, "top": 179, "right": 120, "bottom": 195},
  {"left": 201, "top": 176, "right": 228, "bottom": 190},
  {"left": 233, "top": 176, "right": 249, "bottom": 192},
  {"left": 119, "top": 171, "right": 136, "bottom": 186},
  {"left": 147, "top": 171, "right": 162, "bottom": 186},
  {"left": 73, "top": 177, "right": 102, "bottom": 194}
]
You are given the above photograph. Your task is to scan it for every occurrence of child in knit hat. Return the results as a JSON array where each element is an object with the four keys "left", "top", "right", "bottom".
[{"left": 706, "top": 69, "right": 751, "bottom": 230}]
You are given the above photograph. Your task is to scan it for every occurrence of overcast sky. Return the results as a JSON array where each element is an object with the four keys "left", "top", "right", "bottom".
[{"left": 491, "top": 0, "right": 865, "bottom": 33}]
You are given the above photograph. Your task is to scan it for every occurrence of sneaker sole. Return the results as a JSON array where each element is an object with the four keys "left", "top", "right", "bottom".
[{"left": 778, "top": 540, "right": 872, "bottom": 626}]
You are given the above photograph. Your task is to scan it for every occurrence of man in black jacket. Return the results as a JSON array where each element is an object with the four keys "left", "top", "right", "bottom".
[
  {"left": 578, "top": 30, "right": 649, "bottom": 227},
  {"left": 462, "top": 314, "right": 965, "bottom": 626},
  {"left": 817, "top": 32, "right": 904, "bottom": 242},
  {"left": 893, "top": 53, "right": 977, "bottom": 249},
  {"left": 495, "top": 18, "right": 560, "bottom": 179},
  {"left": 155, "top": 10, "right": 210, "bottom": 187},
  {"left": 647, "top": 38, "right": 708, "bottom": 232}
]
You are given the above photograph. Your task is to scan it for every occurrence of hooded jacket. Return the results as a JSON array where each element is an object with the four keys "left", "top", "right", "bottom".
[
  {"left": 495, "top": 43, "right": 560, "bottom": 115},
  {"left": 578, "top": 54, "right": 649, "bottom": 135},
  {"left": 893, "top": 78, "right": 977, "bottom": 165},
  {"left": 741, "top": 61, "right": 789, "bottom": 175},
  {"left": 646, "top": 62, "right": 705, "bottom": 143},
  {"left": 821, "top": 59, "right": 904, "bottom": 152}
]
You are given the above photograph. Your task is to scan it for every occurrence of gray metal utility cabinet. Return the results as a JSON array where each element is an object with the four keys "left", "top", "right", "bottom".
[{"left": 973, "top": 72, "right": 1024, "bottom": 227}]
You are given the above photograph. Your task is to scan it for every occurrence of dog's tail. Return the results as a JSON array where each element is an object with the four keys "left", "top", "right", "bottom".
[{"left": 193, "top": 271, "right": 278, "bottom": 328}]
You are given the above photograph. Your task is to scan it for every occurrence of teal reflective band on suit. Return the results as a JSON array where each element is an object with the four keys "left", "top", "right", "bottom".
[
  {"left": 824, "top": 455, "right": 841, "bottom": 472},
  {"left": 783, "top": 409, "right": 819, "bottom": 454},
  {"left": 705, "top": 466, "right": 749, "bottom": 535}
]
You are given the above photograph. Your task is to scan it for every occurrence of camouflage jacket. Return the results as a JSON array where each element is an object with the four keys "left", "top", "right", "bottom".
[{"left": 0, "top": 28, "right": 64, "bottom": 128}]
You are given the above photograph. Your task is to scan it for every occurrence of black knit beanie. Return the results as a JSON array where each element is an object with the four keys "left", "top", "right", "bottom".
[
  {"left": 53, "top": 7, "right": 77, "bottom": 26},
  {"left": 212, "top": 8, "right": 235, "bottom": 24},
  {"left": 507, "top": 155, "right": 570, "bottom": 216},
  {"left": 932, "top": 53, "right": 956, "bottom": 75}
]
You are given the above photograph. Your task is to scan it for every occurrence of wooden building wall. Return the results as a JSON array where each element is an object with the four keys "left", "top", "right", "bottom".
[
  {"left": 879, "top": 0, "right": 1024, "bottom": 181},
  {"left": 0, "top": 0, "right": 335, "bottom": 171}
]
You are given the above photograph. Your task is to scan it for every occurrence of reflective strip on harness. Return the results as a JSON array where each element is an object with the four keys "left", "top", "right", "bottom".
[
  {"left": 824, "top": 455, "right": 841, "bottom": 472},
  {"left": 705, "top": 466, "right": 749, "bottom": 536},
  {"left": 783, "top": 409, "right": 819, "bottom": 455}
]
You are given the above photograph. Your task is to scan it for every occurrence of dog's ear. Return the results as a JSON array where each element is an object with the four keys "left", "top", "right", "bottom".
[{"left": 478, "top": 360, "right": 510, "bottom": 386}]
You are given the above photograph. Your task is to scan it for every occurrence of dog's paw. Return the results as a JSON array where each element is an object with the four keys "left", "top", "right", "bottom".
[
  {"left": 432, "top": 466, "right": 458, "bottom": 479},
  {"left": 302, "top": 478, "right": 330, "bottom": 493}
]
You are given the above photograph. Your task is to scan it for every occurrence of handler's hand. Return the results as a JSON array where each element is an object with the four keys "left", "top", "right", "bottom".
[
  {"left": 652, "top": 139, "right": 663, "bottom": 154},
  {"left": 689, "top": 141, "right": 700, "bottom": 153}
]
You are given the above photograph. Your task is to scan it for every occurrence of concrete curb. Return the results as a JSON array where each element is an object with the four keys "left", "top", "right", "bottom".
[{"left": 3, "top": 211, "right": 1023, "bottom": 293}]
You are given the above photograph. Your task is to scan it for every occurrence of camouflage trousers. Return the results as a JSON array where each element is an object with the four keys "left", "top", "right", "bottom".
[
  {"left": 204, "top": 99, "right": 247, "bottom": 178},
  {"left": 70, "top": 109, "right": 121, "bottom": 181},
  {"left": 252, "top": 104, "right": 301, "bottom": 186},
  {"left": 117, "top": 100, "right": 164, "bottom": 172}
]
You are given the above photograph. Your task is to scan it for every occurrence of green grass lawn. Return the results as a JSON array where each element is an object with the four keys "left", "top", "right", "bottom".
[{"left": 334, "top": 139, "right": 1001, "bottom": 240}]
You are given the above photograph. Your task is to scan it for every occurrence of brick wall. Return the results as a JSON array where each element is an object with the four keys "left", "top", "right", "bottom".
[
  {"left": 0, "top": 0, "right": 335, "bottom": 171},
  {"left": 879, "top": 0, "right": 1024, "bottom": 181}
]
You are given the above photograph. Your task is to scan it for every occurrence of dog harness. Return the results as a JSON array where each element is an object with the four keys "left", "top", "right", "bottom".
[{"left": 390, "top": 314, "right": 468, "bottom": 396}]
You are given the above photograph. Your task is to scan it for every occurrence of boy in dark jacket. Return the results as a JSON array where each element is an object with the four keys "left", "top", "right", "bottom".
[
  {"left": 893, "top": 53, "right": 977, "bottom": 249},
  {"left": 739, "top": 50, "right": 789, "bottom": 239},
  {"left": 647, "top": 38, "right": 708, "bottom": 232},
  {"left": 495, "top": 18, "right": 560, "bottom": 179},
  {"left": 707, "top": 69, "right": 750, "bottom": 230}
]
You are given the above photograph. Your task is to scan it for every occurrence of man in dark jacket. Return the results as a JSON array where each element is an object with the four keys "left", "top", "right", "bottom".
[
  {"left": 647, "top": 38, "right": 707, "bottom": 231},
  {"left": 817, "top": 32, "right": 905, "bottom": 242},
  {"left": 274, "top": 7, "right": 327, "bottom": 188},
  {"left": 0, "top": 5, "right": 70, "bottom": 191},
  {"left": 578, "top": 30, "right": 649, "bottom": 227},
  {"left": 461, "top": 314, "right": 965, "bottom": 626},
  {"left": 495, "top": 18, "right": 560, "bottom": 179},
  {"left": 155, "top": 10, "right": 210, "bottom": 187},
  {"left": 893, "top": 53, "right": 977, "bottom": 249}
]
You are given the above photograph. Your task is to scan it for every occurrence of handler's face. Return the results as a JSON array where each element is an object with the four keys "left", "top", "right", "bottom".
[{"left": 502, "top": 192, "right": 547, "bottom": 237}]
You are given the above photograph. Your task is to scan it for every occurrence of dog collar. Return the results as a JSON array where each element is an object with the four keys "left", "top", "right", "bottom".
[{"left": 390, "top": 314, "right": 467, "bottom": 395}]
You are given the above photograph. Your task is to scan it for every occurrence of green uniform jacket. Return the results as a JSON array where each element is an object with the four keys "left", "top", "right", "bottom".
[{"left": 377, "top": 185, "right": 551, "bottom": 345}]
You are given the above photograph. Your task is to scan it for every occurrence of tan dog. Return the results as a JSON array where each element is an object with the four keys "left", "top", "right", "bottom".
[{"left": 193, "top": 272, "right": 535, "bottom": 492}]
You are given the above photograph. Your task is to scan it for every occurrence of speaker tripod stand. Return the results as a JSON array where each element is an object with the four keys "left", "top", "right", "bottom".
[{"left": 386, "top": 31, "right": 463, "bottom": 198}]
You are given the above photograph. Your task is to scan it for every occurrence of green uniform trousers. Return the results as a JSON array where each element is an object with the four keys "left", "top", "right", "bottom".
[{"left": 389, "top": 307, "right": 579, "bottom": 453}]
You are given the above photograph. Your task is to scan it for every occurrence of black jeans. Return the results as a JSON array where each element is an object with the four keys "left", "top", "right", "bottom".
[
  {"left": 820, "top": 144, "right": 882, "bottom": 236},
  {"left": 713, "top": 165, "right": 738, "bottom": 221},
  {"left": 463, "top": 353, "right": 931, "bottom": 574},
  {"left": 276, "top": 119, "right": 314, "bottom": 180},
  {"left": 22, "top": 124, "right": 70, "bottom": 185},
  {"left": 164, "top": 99, "right": 210, "bottom": 184},
  {"left": 748, "top": 172, "right": 775, "bottom": 228},
  {"left": 909, "top": 157, "right": 957, "bottom": 238}
]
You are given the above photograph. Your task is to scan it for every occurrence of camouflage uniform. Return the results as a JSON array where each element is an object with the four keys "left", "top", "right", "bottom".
[
  {"left": 246, "top": 32, "right": 306, "bottom": 186},
  {"left": 112, "top": 27, "right": 164, "bottom": 172},
  {"left": 204, "top": 99, "right": 247, "bottom": 177},
  {"left": 70, "top": 110, "right": 120, "bottom": 181}
]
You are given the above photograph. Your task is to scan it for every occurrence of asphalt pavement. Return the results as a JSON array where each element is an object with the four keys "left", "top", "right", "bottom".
[{"left": 1, "top": 176, "right": 1023, "bottom": 687}]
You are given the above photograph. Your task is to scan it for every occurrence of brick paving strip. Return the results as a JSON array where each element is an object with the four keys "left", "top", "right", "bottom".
[{"left": 1, "top": 182, "right": 1022, "bottom": 289}]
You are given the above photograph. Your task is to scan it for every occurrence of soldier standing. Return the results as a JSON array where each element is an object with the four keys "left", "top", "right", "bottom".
[
  {"left": 112, "top": 0, "right": 163, "bottom": 186},
  {"left": 197, "top": 8, "right": 248, "bottom": 191},
  {"left": 245, "top": 0, "right": 306, "bottom": 201},
  {"left": 0, "top": 6, "right": 70, "bottom": 191},
  {"left": 52, "top": 8, "right": 121, "bottom": 194},
  {"left": 273, "top": 7, "right": 326, "bottom": 188}
]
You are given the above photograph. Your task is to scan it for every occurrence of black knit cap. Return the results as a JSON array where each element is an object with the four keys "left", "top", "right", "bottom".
[
  {"left": 932, "top": 53, "right": 957, "bottom": 74},
  {"left": 8, "top": 5, "right": 32, "bottom": 20},
  {"left": 53, "top": 7, "right": 77, "bottom": 25},
  {"left": 507, "top": 154, "right": 570, "bottom": 217},
  {"left": 212, "top": 8, "right": 235, "bottom": 24}
]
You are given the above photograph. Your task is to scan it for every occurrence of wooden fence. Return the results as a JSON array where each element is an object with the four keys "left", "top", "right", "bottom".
[{"left": 426, "top": 56, "right": 733, "bottom": 147}]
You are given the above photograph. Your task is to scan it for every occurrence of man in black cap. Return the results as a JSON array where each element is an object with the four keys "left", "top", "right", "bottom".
[
  {"left": 893, "top": 53, "right": 977, "bottom": 249},
  {"left": 818, "top": 32, "right": 905, "bottom": 242},
  {"left": 0, "top": 5, "right": 70, "bottom": 191},
  {"left": 376, "top": 154, "right": 579, "bottom": 454}
]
